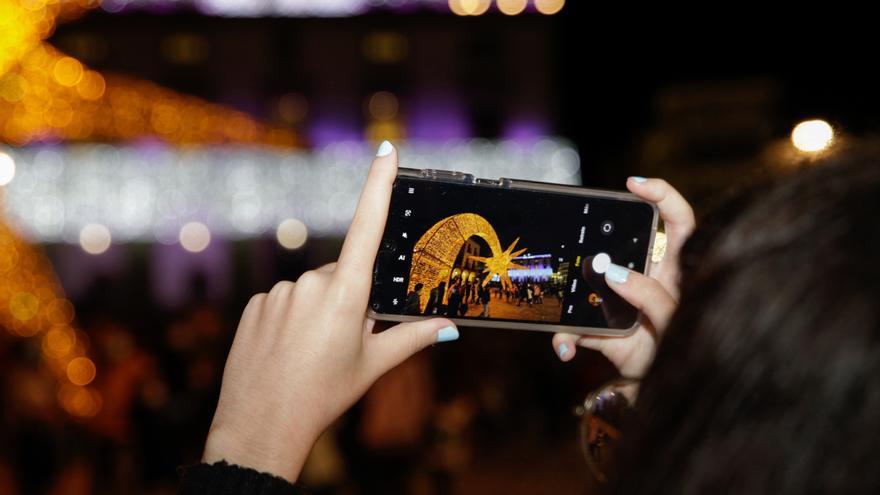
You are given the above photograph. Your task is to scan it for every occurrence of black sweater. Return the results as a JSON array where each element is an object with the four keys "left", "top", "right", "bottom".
[{"left": 178, "top": 461, "right": 307, "bottom": 494}]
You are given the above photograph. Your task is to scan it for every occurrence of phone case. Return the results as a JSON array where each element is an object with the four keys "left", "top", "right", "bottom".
[{"left": 367, "top": 167, "right": 660, "bottom": 337}]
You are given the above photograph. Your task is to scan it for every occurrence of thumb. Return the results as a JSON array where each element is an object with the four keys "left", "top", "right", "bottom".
[
  {"left": 367, "top": 318, "right": 459, "bottom": 376},
  {"left": 604, "top": 263, "right": 677, "bottom": 334}
]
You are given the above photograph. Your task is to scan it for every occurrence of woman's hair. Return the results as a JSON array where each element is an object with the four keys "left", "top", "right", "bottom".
[{"left": 613, "top": 147, "right": 880, "bottom": 494}]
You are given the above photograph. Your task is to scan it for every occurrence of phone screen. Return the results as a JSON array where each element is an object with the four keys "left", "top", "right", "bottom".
[{"left": 370, "top": 175, "right": 656, "bottom": 330}]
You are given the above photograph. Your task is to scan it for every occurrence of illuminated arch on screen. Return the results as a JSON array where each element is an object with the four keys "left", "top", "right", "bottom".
[{"left": 407, "top": 213, "right": 527, "bottom": 312}]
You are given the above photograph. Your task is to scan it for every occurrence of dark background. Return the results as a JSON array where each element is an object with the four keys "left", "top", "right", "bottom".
[{"left": 2, "top": 3, "right": 878, "bottom": 494}]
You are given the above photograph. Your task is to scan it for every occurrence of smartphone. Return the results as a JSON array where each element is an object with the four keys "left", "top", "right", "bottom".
[{"left": 368, "top": 168, "right": 659, "bottom": 336}]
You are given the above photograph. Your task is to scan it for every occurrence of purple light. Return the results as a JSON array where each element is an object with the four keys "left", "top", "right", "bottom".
[
  {"left": 407, "top": 92, "right": 471, "bottom": 141},
  {"left": 502, "top": 117, "right": 551, "bottom": 144},
  {"left": 53, "top": 243, "right": 128, "bottom": 300},
  {"left": 151, "top": 239, "right": 232, "bottom": 308},
  {"left": 96, "top": 0, "right": 541, "bottom": 17},
  {"left": 307, "top": 104, "right": 363, "bottom": 149}
]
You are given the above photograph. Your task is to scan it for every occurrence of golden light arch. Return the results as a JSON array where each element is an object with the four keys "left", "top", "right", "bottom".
[{"left": 407, "top": 213, "right": 527, "bottom": 313}]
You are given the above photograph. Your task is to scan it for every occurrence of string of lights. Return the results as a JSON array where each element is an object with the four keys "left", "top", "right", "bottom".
[
  {"left": 0, "top": 0, "right": 573, "bottom": 422},
  {"left": 0, "top": 0, "right": 103, "bottom": 415},
  {"left": 1, "top": 0, "right": 300, "bottom": 147},
  {"left": 96, "top": 0, "right": 566, "bottom": 17},
  {"left": 0, "top": 219, "right": 101, "bottom": 418},
  {"left": 0, "top": 0, "right": 296, "bottom": 421},
  {"left": 1, "top": 138, "right": 581, "bottom": 246}
]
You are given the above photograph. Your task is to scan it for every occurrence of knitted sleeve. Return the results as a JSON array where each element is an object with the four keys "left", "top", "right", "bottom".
[{"left": 178, "top": 461, "right": 309, "bottom": 495}]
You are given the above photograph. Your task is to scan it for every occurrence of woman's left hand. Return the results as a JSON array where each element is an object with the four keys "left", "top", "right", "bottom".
[
  {"left": 202, "top": 142, "right": 459, "bottom": 482},
  {"left": 552, "top": 178, "right": 695, "bottom": 379}
]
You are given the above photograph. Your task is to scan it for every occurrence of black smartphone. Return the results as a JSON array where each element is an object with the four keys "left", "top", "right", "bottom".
[{"left": 368, "top": 168, "right": 659, "bottom": 336}]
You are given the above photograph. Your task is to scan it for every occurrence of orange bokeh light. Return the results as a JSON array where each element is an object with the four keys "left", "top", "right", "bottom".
[
  {"left": 66, "top": 356, "right": 97, "bottom": 386},
  {"left": 43, "top": 326, "right": 76, "bottom": 359},
  {"left": 58, "top": 384, "right": 103, "bottom": 418}
]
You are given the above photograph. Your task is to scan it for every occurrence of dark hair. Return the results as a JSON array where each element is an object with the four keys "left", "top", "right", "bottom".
[
  {"left": 613, "top": 147, "right": 880, "bottom": 494},
  {"left": 414, "top": 283, "right": 423, "bottom": 291}
]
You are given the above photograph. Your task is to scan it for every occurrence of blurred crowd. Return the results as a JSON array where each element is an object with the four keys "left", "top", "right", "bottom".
[{"left": 1, "top": 265, "right": 604, "bottom": 494}]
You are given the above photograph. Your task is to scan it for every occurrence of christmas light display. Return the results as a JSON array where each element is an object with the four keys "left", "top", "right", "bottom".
[
  {"left": 0, "top": 0, "right": 300, "bottom": 147},
  {"left": 0, "top": 0, "right": 576, "bottom": 420},
  {"left": 466, "top": 237, "right": 528, "bottom": 289},
  {"left": 2, "top": 138, "right": 580, "bottom": 242},
  {"left": 0, "top": 218, "right": 101, "bottom": 418},
  {"left": 98, "top": 0, "right": 564, "bottom": 17},
  {"left": 408, "top": 212, "right": 527, "bottom": 312}
]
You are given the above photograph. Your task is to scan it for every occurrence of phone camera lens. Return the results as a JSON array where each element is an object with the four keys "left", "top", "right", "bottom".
[
  {"left": 380, "top": 239, "right": 396, "bottom": 251},
  {"left": 600, "top": 220, "right": 614, "bottom": 235},
  {"left": 371, "top": 302, "right": 382, "bottom": 311}
]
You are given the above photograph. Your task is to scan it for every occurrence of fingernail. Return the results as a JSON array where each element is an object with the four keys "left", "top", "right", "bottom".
[
  {"left": 436, "top": 326, "right": 459, "bottom": 343},
  {"left": 376, "top": 140, "right": 394, "bottom": 157},
  {"left": 557, "top": 343, "right": 569, "bottom": 359},
  {"left": 630, "top": 176, "right": 647, "bottom": 183},
  {"left": 606, "top": 263, "right": 630, "bottom": 284}
]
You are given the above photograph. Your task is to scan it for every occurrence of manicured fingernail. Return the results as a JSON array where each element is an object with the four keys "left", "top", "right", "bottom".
[
  {"left": 436, "top": 326, "right": 459, "bottom": 343},
  {"left": 376, "top": 140, "right": 394, "bottom": 157},
  {"left": 557, "top": 343, "right": 569, "bottom": 359},
  {"left": 630, "top": 176, "right": 647, "bottom": 183},
  {"left": 606, "top": 263, "right": 630, "bottom": 284}
]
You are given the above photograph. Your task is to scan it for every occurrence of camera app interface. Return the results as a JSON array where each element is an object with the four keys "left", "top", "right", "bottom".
[{"left": 371, "top": 177, "right": 655, "bottom": 329}]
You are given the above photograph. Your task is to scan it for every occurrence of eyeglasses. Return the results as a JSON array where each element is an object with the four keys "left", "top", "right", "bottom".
[{"left": 574, "top": 378, "right": 640, "bottom": 483}]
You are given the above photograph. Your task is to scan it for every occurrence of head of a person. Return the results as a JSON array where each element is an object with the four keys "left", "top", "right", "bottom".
[
  {"left": 613, "top": 146, "right": 880, "bottom": 494},
  {"left": 414, "top": 283, "right": 423, "bottom": 293}
]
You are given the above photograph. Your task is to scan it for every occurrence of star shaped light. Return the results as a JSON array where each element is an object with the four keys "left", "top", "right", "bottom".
[{"left": 467, "top": 237, "right": 528, "bottom": 290}]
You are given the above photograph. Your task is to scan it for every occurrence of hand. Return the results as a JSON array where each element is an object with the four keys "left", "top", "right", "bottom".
[
  {"left": 202, "top": 141, "right": 459, "bottom": 482},
  {"left": 552, "top": 177, "right": 695, "bottom": 379}
]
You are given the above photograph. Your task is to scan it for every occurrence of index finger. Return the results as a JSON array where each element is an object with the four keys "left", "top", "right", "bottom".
[{"left": 336, "top": 141, "right": 399, "bottom": 284}]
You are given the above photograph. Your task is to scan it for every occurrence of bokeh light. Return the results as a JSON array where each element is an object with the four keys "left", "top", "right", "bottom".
[
  {"left": 53, "top": 56, "right": 84, "bottom": 87},
  {"left": 448, "top": 0, "right": 468, "bottom": 15},
  {"left": 449, "top": 0, "right": 491, "bottom": 15},
  {"left": 791, "top": 119, "right": 834, "bottom": 152},
  {"left": 534, "top": 0, "right": 565, "bottom": 15},
  {"left": 160, "top": 33, "right": 211, "bottom": 65},
  {"left": 179, "top": 222, "right": 211, "bottom": 253},
  {"left": 79, "top": 223, "right": 112, "bottom": 255},
  {"left": 0, "top": 1, "right": 300, "bottom": 148},
  {"left": 497, "top": 0, "right": 527, "bottom": 15},
  {"left": 276, "top": 218, "right": 308, "bottom": 250},
  {"left": 4, "top": 140, "right": 581, "bottom": 241},
  {"left": 0, "top": 151, "right": 15, "bottom": 185},
  {"left": 58, "top": 383, "right": 102, "bottom": 418},
  {"left": 362, "top": 31, "right": 409, "bottom": 64},
  {"left": 76, "top": 70, "right": 106, "bottom": 100},
  {"left": 9, "top": 291, "right": 40, "bottom": 324},
  {"left": 1, "top": 218, "right": 95, "bottom": 416},
  {"left": 277, "top": 92, "right": 308, "bottom": 124},
  {"left": 42, "top": 326, "right": 76, "bottom": 359},
  {"left": 66, "top": 356, "right": 97, "bottom": 386},
  {"left": 367, "top": 91, "right": 399, "bottom": 120}
]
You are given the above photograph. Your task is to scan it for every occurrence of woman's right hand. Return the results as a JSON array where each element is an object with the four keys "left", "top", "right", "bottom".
[{"left": 552, "top": 178, "right": 695, "bottom": 379}]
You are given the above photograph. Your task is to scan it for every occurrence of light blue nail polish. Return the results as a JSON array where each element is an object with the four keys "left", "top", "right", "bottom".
[
  {"left": 631, "top": 176, "right": 647, "bottom": 183},
  {"left": 376, "top": 140, "right": 394, "bottom": 157},
  {"left": 606, "top": 263, "right": 630, "bottom": 284},
  {"left": 436, "top": 326, "right": 459, "bottom": 343},
  {"left": 557, "top": 343, "right": 569, "bottom": 359}
]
